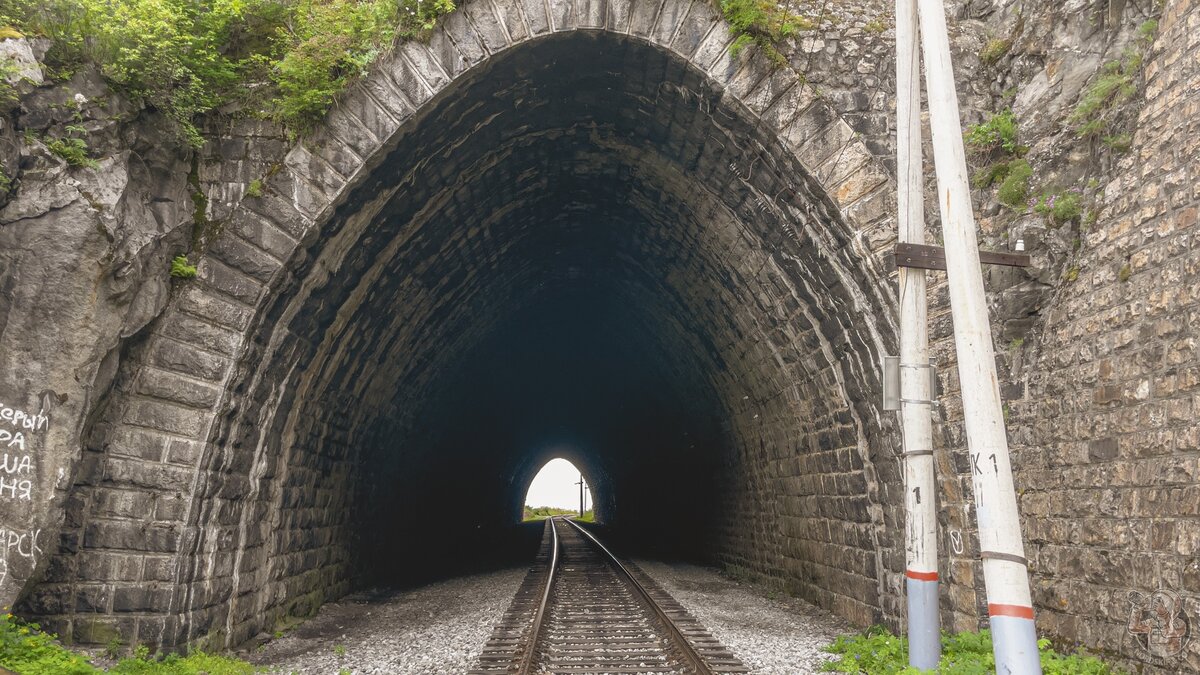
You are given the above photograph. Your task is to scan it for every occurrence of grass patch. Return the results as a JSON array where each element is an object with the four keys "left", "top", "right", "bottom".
[
  {"left": 523, "top": 505, "right": 578, "bottom": 521},
  {"left": 820, "top": 626, "right": 1119, "bottom": 674},
  {"left": 1069, "top": 19, "right": 1157, "bottom": 141},
  {"left": 996, "top": 159, "right": 1032, "bottom": 208},
  {"left": 0, "top": 613, "right": 261, "bottom": 674},
  {"left": 1032, "top": 188, "right": 1083, "bottom": 226},
  {"left": 980, "top": 38, "right": 1011, "bottom": 65},
  {"left": 719, "top": 0, "right": 813, "bottom": 66}
]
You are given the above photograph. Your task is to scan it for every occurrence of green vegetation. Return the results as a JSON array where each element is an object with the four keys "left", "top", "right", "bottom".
[
  {"left": 965, "top": 109, "right": 1021, "bottom": 155},
  {"left": 965, "top": 110, "right": 1033, "bottom": 209},
  {"left": 332, "top": 644, "right": 346, "bottom": 657},
  {"left": 821, "top": 626, "right": 1119, "bottom": 674},
  {"left": 1118, "top": 263, "right": 1132, "bottom": 282},
  {"left": 1102, "top": 132, "right": 1132, "bottom": 152},
  {"left": 245, "top": 178, "right": 264, "bottom": 198},
  {"left": 1010, "top": 337, "right": 1024, "bottom": 349},
  {"left": 575, "top": 509, "right": 595, "bottom": 523},
  {"left": 863, "top": 18, "right": 887, "bottom": 35},
  {"left": 523, "top": 505, "right": 578, "bottom": 521},
  {"left": 1070, "top": 21, "right": 1156, "bottom": 140},
  {"left": 1137, "top": 19, "right": 1158, "bottom": 42},
  {"left": 170, "top": 254, "right": 197, "bottom": 278},
  {"left": 1064, "top": 265, "right": 1080, "bottom": 282},
  {"left": 0, "top": 0, "right": 456, "bottom": 141},
  {"left": 0, "top": 613, "right": 261, "bottom": 674},
  {"left": 1, "top": 612, "right": 97, "bottom": 674},
  {"left": 47, "top": 135, "right": 98, "bottom": 168},
  {"left": 995, "top": 159, "right": 1032, "bottom": 208},
  {"left": 1032, "top": 188, "right": 1083, "bottom": 226},
  {"left": 719, "top": 0, "right": 813, "bottom": 66},
  {"left": 980, "top": 38, "right": 1011, "bottom": 65}
]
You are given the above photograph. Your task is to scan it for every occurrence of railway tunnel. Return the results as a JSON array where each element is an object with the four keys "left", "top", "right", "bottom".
[{"left": 24, "top": 5, "right": 908, "bottom": 650}]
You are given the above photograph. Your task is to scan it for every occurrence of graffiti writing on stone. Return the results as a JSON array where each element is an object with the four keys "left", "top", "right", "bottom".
[
  {"left": 0, "top": 401, "right": 49, "bottom": 502},
  {"left": 1128, "top": 589, "right": 1191, "bottom": 658}
]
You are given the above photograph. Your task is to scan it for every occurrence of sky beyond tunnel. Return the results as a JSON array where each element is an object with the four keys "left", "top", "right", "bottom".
[{"left": 525, "top": 458, "right": 591, "bottom": 510}]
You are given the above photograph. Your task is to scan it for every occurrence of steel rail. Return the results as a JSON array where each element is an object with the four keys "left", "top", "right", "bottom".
[
  {"left": 561, "top": 518, "right": 716, "bottom": 675},
  {"left": 517, "top": 516, "right": 559, "bottom": 675}
]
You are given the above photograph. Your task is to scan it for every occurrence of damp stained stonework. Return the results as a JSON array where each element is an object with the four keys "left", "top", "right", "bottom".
[{"left": 0, "top": 0, "right": 1195, "bottom": 672}]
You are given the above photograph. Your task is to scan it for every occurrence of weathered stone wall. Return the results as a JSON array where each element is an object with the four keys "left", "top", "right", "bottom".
[{"left": 1005, "top": 0, "right": 1200, "bottom": 669}]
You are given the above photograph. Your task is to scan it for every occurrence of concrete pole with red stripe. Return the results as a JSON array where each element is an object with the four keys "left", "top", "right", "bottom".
[
  {"left": 913, "top": 0, "right": 1042, "bottom": 670},
  {"left": 895, "top": 0, "right": 940, "bottom": 667}
]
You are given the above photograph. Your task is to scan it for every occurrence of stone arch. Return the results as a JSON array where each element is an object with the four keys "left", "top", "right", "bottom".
[{"left": 24, "top": 0, "right": 904, "bottom": 650}]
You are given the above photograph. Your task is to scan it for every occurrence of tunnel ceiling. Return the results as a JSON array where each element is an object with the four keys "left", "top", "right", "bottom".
[{"left": 212, "top": 28, "right": 897, "bottom": 590}]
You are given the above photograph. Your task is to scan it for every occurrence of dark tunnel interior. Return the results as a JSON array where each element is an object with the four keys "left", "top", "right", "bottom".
[{"left": 181, "top": 28, "right": 897, "bottom": 643}]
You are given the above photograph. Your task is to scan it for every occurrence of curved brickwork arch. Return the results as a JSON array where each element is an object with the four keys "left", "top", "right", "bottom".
[{"left": 22, "top": 0, "right": 905, "bottom": 650}]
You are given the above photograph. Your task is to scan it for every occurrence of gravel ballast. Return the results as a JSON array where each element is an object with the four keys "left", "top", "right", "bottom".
[
  {"left": 634, "top": 560, "right": 854, "bottom": 674},
  {"left": 247, "top": 566, "right": 526, "bottom": 674}
]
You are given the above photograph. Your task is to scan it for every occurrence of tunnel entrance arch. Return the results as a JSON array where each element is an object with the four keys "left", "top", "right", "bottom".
[
  {"left": 520, "top": 457, "right": 597, "bottom": 520},
  {"left": 28, "top": 0, "right": 904, "bottom": 651}
]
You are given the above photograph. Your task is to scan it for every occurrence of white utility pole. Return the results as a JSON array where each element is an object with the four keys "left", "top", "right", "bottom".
[
  {"left": 895, "top": 0, "right": 940, "bottom": 667},
  {"left": 913, "top": 0, "right": 1042, "bottom": 670}
]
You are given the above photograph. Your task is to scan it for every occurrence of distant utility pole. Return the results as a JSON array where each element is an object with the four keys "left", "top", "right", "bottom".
[{"left": 576, "top": 475, "right": 585, "bottom": 517}]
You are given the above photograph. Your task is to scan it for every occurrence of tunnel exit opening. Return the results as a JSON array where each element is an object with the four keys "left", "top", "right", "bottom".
[{"left": 522, "top": 457, "right": 593, "bottom": 522}]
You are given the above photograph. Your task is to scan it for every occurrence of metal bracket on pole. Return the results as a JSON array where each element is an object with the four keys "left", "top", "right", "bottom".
[
  {"left": 883, "top": 356, "right": 938, "bottom": 411},
  {"left": 980, "top": 550, "right": 1029, "bottom": 566},
  {"left": 894, "top": 243, "right": 1031, "bottom": 271}
]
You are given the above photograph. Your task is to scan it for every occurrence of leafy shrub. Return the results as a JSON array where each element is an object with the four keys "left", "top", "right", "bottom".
[
  {"left": 170, "top": 254, "right": 197, "bottom": 278},
  {"left": 269, "top": 0, "right": 453, "bottom": 130},
  {"left": 0, "top": 612, "right": 98, "bottom": 674},
  {"left": 1, "top": 0, "right": 456, "bottom": 139},
  {"left": 996, "top": 158, "right": 1032, "bottom": 207},
  {"left": 821, "top": 627, "right": 1119, "bottom": 674},
  {"left": 965, "top": 109, "right": 1020, "bottom": 155},
  {"left": 47, "top": 136, "right": 98, "bottom": 168}
]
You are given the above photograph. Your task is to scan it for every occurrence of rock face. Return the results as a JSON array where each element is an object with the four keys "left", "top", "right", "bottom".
[
  {"left": 0, "top": 0, "right": 1195, "bottom": 672},
  {"left": 0, "top": 58, "right": 194, "bottom": 621}
]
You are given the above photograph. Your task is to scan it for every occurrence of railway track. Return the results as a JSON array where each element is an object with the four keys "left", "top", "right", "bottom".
[{"left": 471, "top": 517, "right": 747, "bottom": 675}]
